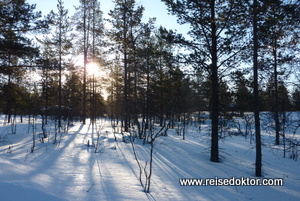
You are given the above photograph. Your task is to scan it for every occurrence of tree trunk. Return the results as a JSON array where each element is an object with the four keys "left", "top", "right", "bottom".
[
  {"left": 82, "top": 0, "right": 87, "bottom": 125},
  {"left": 58, "top": 20, "right": 62, "bottom": 129},
  {"left": 124, "top": 45, "right": 129, "bottom": 132},
  {"left": 210, "top": 0, "right": 219, "bottom": 163},
  {"left": 273, "top": 39, "right": 280, "bottom": 145},
  {"left": 253, "top": 0, "right": 262, "bottom": 177}
]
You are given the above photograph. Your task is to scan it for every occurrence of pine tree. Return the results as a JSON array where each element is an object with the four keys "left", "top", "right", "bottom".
[
  {"left": 108, "top": 0, "right": 145, "bottom": 131},
  {"left": 232, "top": 71, "right": 253, "bottom": 115},
  {"left": 259, "top": 0, "right": 299, "bottom": 145},
  {"left": 37, "top": 0, "right": 73, "bottom": 130},
  {"left": 252, "top": 0, "right": 262, "bottom": 177},
  {"left": 291, "top": 88, "right": 300, "bottom": 111},
  {"left": 0, "top": 0, "right": 48, "bottom": 71},
  {"left": 74, "top": 0, "right": 104, "bottom": 124},
  {"left": 0, "top": 0, "right": 48, "bottom": 122},
  {"left": 162, "top": 0, "right": 249, "bottom": 162}
]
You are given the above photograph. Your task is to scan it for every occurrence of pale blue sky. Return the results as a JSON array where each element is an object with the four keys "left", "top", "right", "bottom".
[{"left": 27, "top": 0, "right": 190, "bottom": 36}]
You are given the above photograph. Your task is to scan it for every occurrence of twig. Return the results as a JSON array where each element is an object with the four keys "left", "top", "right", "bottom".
[{"left": 86, "top": 183, "right": 95, "bottom": 192}]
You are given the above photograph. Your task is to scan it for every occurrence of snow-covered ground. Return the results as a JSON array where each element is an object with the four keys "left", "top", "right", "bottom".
[{"left": 0, "top": 116, "right": 299, "bottom": 201}]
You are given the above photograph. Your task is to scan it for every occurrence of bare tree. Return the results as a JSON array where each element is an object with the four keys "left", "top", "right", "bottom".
[{"left": 129, "top": 121, "right": 168, "bottom": 193}]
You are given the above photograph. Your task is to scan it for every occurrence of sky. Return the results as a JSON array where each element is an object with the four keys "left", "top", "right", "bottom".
[
  {"left": 25, "top": 0, "right": 192, "bottom": 98},
  {"left": 27, "top": 0, "right": 190, "bottom": 36}
]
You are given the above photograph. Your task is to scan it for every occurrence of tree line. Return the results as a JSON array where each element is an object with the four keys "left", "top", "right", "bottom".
[{"left": 0, "top": 0, "right": 299, "bottom": 177}]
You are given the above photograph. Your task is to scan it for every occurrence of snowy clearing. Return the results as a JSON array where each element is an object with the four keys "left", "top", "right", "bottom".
[{"left": 0, "top": 116, "right": 300, "bottom": 201}]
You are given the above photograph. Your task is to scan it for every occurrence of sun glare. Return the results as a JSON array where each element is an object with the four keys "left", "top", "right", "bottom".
[
  {"left": 86, "top": 62, "right": 109, "bottom": 99},
  {"left": 86, "top": 62, "right": 99, "bottom": 76},
  {"left": 86, "top": 62, "right": 108, "bottom": 79},
  {"left": 74, "top": 58, "right": 109, "bottom": 99}
]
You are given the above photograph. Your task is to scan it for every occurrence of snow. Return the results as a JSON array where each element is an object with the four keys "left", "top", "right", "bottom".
[{"left": 0, "top": 115, "right": 300, "bottom": 201}]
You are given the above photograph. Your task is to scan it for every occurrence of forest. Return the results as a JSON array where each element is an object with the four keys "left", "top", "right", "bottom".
[{"left": 0, "top": 0, "right": 300, "bottom": 200}]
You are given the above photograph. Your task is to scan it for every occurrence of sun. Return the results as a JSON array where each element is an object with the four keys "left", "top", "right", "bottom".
[
  {"left": 86, "top": 62, "right": 105, "bottom": 77},
  {"left": 74, "top": 57, "right": 110, "bottom": 99},
  {"left": 86, "top": 62, "right": 99, "bottom": 75},
  {"left": 86, "top": 62, "right": 110, "bottom": 99}
]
